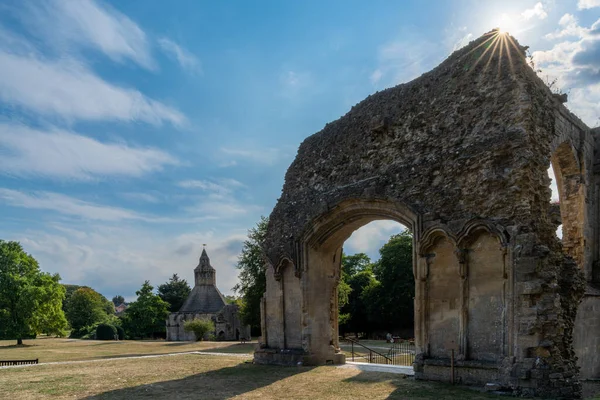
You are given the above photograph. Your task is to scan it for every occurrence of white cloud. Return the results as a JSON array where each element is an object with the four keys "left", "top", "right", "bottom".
[
  {"left": 452, "top": 32, "right": 473, "bottom": 52},
  {"left": 219, "top": 147, "right": 284, "bottom": 166},
  {"left": 178, "top": 178, "right": 245, "bottom": 194},
  {"left": 23, "top": 0, "right": 154, "bottom": 69},
  {"left": 0, "top": 189, "right": 145, "bottom": 221},
  {"left": 578, "top": 0, "right": 600, "bottom": 9},
  {"left": 12, "top": 224, "right": 249, "bottom": 300},
  {"left": 0, "top": 50, "right": 185, "bottom": 126},
  {"left": 545, "top": 14, "right": 586, "bottom": 39},
  {"left": 0, "top": 124, "right": 178, "bottom": 180},
  {"left": 158, "top": 37, "right": 202, "bottom": 75},
  {"left": 370, "top": 69, "right": 383, "bottom": 84},
  {"left": 344, "top": 220, "right": 406, "bottom": 255},
  {"left": 534, "top": 17, "right": 600, "bottom": 126},
  {"left": 370, "top": 36, "right": 437, "bottom": 88},
  {"left": 120, "top": 192, "right": 161, "bottom": 203},
  {"left": 522, "top": 2, "right": 548, "bottom": 20}
]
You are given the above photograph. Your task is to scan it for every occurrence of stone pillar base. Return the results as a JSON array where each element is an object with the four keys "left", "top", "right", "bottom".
[{"left": 254, "top": 348, "right": 345, "bottom": 366}]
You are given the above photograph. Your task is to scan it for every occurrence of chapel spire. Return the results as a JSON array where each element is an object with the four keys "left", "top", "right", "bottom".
[{"left": 194, "top": 245, "right": 216, "bottom": 286}]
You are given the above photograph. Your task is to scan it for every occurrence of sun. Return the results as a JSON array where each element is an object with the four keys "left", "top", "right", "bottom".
[{"left": 495, "top": 13, "right": 518, "bottom": 35}]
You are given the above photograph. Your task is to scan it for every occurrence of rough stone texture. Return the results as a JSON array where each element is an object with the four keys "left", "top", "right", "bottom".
[
  {"left": 166, "top": 249, "right": 250, "bottom": 341},
  {"left": 257, "top": 29, "right": 597, "bottom": 398}
]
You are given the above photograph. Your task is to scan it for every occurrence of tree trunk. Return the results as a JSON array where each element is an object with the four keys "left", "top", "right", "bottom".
[{"left": 17, "top": 338, "right": 23, "bottom": 345}]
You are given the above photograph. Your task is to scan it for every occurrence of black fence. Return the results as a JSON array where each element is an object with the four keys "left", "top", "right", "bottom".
[
  {"left": 0, "top": 358, "right": 39, "bottom": 367},
  {"left": 387, "top": 341, "right": 416, "bottom": 366},
  {"left": 341, "top": 338, "right": 415, "bottom": 366}
]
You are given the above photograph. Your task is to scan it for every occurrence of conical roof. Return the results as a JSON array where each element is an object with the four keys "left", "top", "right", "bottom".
[{"left": 177, "top": 248, "right": 226, "bottom": 313}]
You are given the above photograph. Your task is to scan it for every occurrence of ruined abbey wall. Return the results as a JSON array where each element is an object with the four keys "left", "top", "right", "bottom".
[{"left": 255, "top": 30, "right": 599, "bottom": 398}]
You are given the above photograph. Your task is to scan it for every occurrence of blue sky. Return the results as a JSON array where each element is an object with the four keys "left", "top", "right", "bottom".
[{"left": 0, "top": 0, "right": 598, "bottom": 301}]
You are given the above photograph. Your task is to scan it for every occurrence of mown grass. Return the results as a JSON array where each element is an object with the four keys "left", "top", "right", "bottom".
[
  {"left": 0, "top": 337, "right": 255, "bottom": 363},
  {"left": 0, "top": 353, "right": 503, "bottom": 400}
]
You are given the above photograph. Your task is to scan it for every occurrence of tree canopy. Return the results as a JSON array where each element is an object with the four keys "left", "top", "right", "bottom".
[
  {"left": 65, "top": 287, "right": 113, "bottom": 336},
  {"left": 0, "top": 240, "right": 68, "bottom": 344},
  {"left": 112, "top": 295, "right": 125, "bottom": 306},
  {"left": 122, "top": 281, "right": 169, "bottom": 339},
  {"left": 158, "top": 274, "right": 191, "bottom": 312},
  {"left": 233, "top": 216, "right": 268, "bottom": 333}
]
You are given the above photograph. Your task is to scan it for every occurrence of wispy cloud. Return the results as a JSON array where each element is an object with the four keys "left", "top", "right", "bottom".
[
  {"left": 178, "top": 178, "right": 245, "bottom": 194},
  {"left": 578, "top": 0, "right": 600, "bottom": 9},
  {"left": 0, "top": 189, "right": 145, "bottom": 221},
  {"left": 0, "top": 124, "right": 178, "bottom": 180},
  {"left": 219, "top": 147, "right": 284, "bottom": 166},
  {"left": 0, "top": 50, "right": 185, "bottom": 126},
  {"left": 370, "top": 35, "right": 437, "bottom": 87},
  {"left": 158, "top": 37, "right": 202, "bottom": 75},
  {"left": 22, "top": 0, "right": 154, "bottom": 69}
]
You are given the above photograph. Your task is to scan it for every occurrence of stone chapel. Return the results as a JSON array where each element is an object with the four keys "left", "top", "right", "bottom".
[{"left": 166, "top": 248, "right": 250, "bottom": 341}]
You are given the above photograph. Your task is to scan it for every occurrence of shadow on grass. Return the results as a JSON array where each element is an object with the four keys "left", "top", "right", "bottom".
[
  {"left": 198, "top": 344, "right": 256, "bottom": 354},
  {"left": 0, "top": 343, "right": 36, "bottom": 349},
  {"left": 84, "top": 362, "right": 313, "bottom": 399},
  {"left": 343, "top": 371, "right": 500, "bottom": 400}
]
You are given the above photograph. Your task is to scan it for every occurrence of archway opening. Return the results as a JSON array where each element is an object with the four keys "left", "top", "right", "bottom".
[
  {"left": 338, "top": 220, "right": 413, "bottom": 340},
  {"left": 549, "top": 142, "right": 585, "bottom": 271},
  {"left": 337, "top": 219, "right": 415, "bottom": 364}
]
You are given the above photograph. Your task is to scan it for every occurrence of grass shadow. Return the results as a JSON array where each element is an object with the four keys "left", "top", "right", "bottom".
[
  {"left": 0, "top": 344, "right": 36, "bottom": 349},
  {"left": 84, "top": 362, "right": 313, "bottom": 399},
  {"left": 343, "top": 371, "right": 501, "bottom": 399}
]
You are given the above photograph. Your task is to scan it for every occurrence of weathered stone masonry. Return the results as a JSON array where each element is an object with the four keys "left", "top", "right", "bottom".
[{"left": 255, "top": 29, "right": 599, "bottom": 398}]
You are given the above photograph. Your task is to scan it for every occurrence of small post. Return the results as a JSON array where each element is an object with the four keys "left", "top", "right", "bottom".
[
  {"left": 352, "top": 341, "right": 354, "bottom": 362},
  {"left": 451, "top": 349, "right": 455, "bottom": 385}
]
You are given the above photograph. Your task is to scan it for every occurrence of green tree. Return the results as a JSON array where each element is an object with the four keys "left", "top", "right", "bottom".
[
  {"left": 0, "top": 240, "right": 67, "bottom": 344},
  {"left": 233, "top": 216, "right": 268, "bottom": 333},
  {"left": 31, "top": 274, "right": 68, "bottom": 337},
  {"left": 122, "top": 281, "right": 169, "bottom": 339},
  {"left": 66, "top": 287, "right": 111, "bottom": 336},
  {"left": 341, "top": 253, "right": 373, "bottom": 277},
  {"left": 112, "top": 295, "right": 125, "bottom": 306},
  {"left": 157, "top": 274, "right": 191, "bottom": 312},
  {"left": 371, "top": 231, "right": 414, "bottom": 330},
  {"left": 183, "top": 318, "right": 215, "bottom": 341},
  {"left": 340, "top": 269, "right": 379, "bottom": 336}
]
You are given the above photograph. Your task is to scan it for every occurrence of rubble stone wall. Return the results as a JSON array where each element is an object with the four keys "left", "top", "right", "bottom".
[{"left": 256, "top": 30, "right": 597, "bottom": 398}]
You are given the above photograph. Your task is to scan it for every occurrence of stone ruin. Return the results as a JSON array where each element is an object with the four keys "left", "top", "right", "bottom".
[{"left": 254, "top": 29, "right": 600, "bottom": 398}]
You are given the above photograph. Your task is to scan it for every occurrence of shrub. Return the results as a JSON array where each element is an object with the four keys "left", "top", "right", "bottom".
[
  {"left": 115, "top": 325, "right": 125, "bottom": 340},
  {"left": 96, "top": 323, "right": 117, "bottom": 340},
  {"left": 183, "top": 318, "right": 215, "bottom": 341}
]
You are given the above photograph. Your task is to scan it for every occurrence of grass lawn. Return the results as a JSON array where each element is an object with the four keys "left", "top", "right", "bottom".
[
  {"left": 0, "top": 352, "right": 504, "bottom": 400},
  {"left": 0, "top": 337, "right": 256, "bottom": 363}
]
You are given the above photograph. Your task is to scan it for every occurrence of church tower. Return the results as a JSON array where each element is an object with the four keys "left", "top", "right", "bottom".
[{"left": 194, "top": 248, "right": 216, "bottom": 286}]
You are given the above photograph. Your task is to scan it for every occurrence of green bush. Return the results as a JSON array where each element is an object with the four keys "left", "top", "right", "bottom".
[
  {"left": 183, "top": 318, "right": 215, "bottom": 341},
  {"left": 115, "top": 325, "right": 125, "bottom": 340},
  {"left": 96, "top": 323, "right": 117, "bottom": 340}
]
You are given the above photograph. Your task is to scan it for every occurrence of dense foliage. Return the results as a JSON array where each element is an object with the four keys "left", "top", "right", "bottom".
[
  {"left": 96, "top": 323, "right": 118, "bottom": 340},
  {"left": 339, "top": 230, "right": 415, "bottom": 336},
  {"left": 66, "top": 287, "right": 114, "bottom": 337},
  {"left": 183, "top": 318, "right": 215, "bottom": 341},
  {"left": 158, "top": 274, "right": 191, "bottom": 312},
  {"left": 0, "top": 240, "right": 68, "bottom": 344},
  {"left": 122, "top": 281, "right": 169, "bottom": 339},
  {"left": 112, "top": 295, "right": 125, "bottom": 306},
  {"left": 233, "top": 216, "right": 268, "bottom": 334}
]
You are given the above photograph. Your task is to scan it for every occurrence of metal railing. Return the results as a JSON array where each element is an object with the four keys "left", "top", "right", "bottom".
[
  {"left": 0, "top": 358, "right": 38, "bottom": 366},
  {"left": 387, "top": 340, "right": 416, "bottom": 366},
  {"left": 342, "top": 338, "right": 393, "bottom": 364}
]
